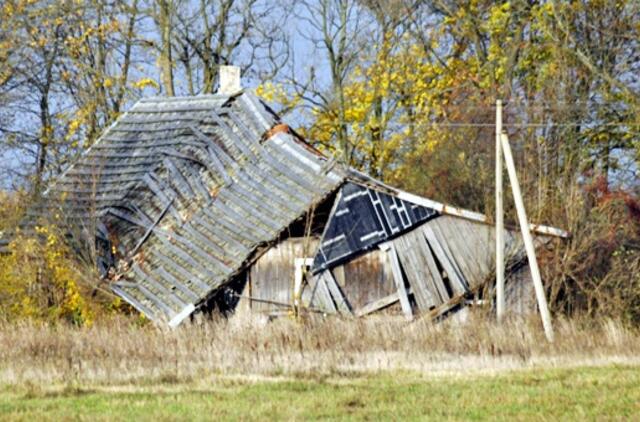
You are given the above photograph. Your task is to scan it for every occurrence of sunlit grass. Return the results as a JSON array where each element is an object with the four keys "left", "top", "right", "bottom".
[{"left": 1, "top": 366, "right": 638, "bottom": 420}]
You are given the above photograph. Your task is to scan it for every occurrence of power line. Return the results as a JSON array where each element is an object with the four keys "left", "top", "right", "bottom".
[{"left": 415, "top": 122, "right": 640, "bottom": 128}]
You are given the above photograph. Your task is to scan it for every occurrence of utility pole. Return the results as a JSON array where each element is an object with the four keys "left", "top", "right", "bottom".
[
  {"left": 495, "top": 100, "right": 505, "bottom": 320},
  {"left": 500, "top": 132, "right": 554, "bottom": 342}
]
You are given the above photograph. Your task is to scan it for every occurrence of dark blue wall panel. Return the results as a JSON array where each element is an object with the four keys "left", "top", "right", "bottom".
[{"left": 312, "top": 182, "right": 438, "bottom": 272}]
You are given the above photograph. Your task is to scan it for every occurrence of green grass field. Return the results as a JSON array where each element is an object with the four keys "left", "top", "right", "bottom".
[{"left": 1, "top": 365, "right": 638, "bottom": 421}]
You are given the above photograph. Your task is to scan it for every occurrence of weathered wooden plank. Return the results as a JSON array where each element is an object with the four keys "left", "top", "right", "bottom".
[
  {"left": 155, "top": 266, "right": 199, "bottom": 302},
  {"left": 224, "top": 185, "right": 289, "bottom": 231},
  {"left": 425, "top": 292, "right": 467, "bottom": 321},
  {"left": 451, "top": 218, "right": 493, "bottom": 283},
  {"left": 380, "top": 242, "right": 413, "bottom": 320},
  {"left": 111, "top": 285, "right": 157, "bottom": 319},
  {"left": 428, "top": 223, "right": 470, "bottom": 291},
  {"left": 162, "top": 158, "right": 196, "bottom": 199},
  {"left": 249, "top": 239, "right": 319, "bottom": 313},
  {"left": 392, "top": 232, "right": 438, "bottom": 310},
  {"left": 421, "top": 234, "right": 450, "bottom": 303},
  {"left": 354, "top": 292, "right": 399, "bottom": 317},
  {"left": 180, "top": 222, "right": 231, "bottom": 261},
  {"left": 429, "top": 218, "right": 479, "bottom": 288},
  {"left": 322, "top": 270, "right": 352, "bottom": 315},
  {"left": 257, "top": 147, "right": 319, "bottom": 191},
  {"left": 308, "top": 272, "right": 337, "bottom": 313},
  {"left": 142, "top": 172, "right": 182, "bottom": 222},
  {"left": 331, "top": 250, "right": 398, "bottom": 311},
  {"left": 203, "top": 194, "right": 280, "bottom": 237},
  {"left": 232, "top": 168, "right": 302, "bottom": 214},
  {"left": 129, "top": 198, "right": 174, "bottom": 257},
  {"left": 422, "top": 225, "right": 468, "bottom": 295},
  {"left": 129, "top": 104, "right": 222, "bottom": 114},
  {"left": 238, "top": 92, "right": 274, "bottom": 131},
  {"left": 225, "top": 108, "right": 264, "bottom": 142},
  {"left": 210, "top": 112, "right": 258, "bottom": 162},
  {"left": 135, "top": 283, "right": 175, "bottom": 318},
  {"left": 132, "top": 264, "right": 187, "bottom": 309},
  {"left": 189, "top": 215, "right": 250, "bottom": 257},
  {"left": 459, "top": 219, "right": 494, "bottom": 277},
  {"left": 181, "top": 164, "right": 211, "bottom": 201},
  {"left": 187, "top": 125, "right": 233, "bottom": 185},
  {"left": 96, "top": 138, "right": 206, "bottom": 150},
  {"left": 154, "top": 234, "right": 223, "bottom": 279},
  {"left": 197, "top": 208, "right": 264, "bottom": 245},
  {"left": 206, "top": 145, "right": 232, "bottom": 185},
  {"left": 149, "top": 250, "right": 211, "bottom": 293}
]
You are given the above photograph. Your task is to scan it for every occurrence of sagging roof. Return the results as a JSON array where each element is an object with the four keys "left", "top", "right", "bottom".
[
  {"left": 31, "top": 91, "right": 344, "bottom": 325},
  {"left": 18, "top": 89, "right": 568, "bottom": 326}
]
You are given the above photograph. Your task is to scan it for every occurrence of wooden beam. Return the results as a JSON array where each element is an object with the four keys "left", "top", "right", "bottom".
[
  {"left": 496, "top": 99, "right": 506, "bottom": 320},
  {"left": 500, "top": 132, "right": 554, "bottom": 342},
  {"left": 293, "top": 258, "right": 307, "bottom": 316},
  {"left": 380, "top": 242, "right": 413, "bottom": 320},
  {"left": 355, "top": 292, "right": 399, "bottom": 317},
  {"left": 129, "top": 197, "right": 174, "bottom": 257},
  {"left": 348, "top": 171, "right": 570, "bottom": 239},
  {"left": 422, "top": 226, "right": 467, "bottom": 295},
  {"left": 425, "top": 292, "right": 467, "bottom": 321},
  {"left": 308, "top": 272, "right": 337, "bottom": 313},
  {"left": 322, "top": 270, "right": 353, "bottom": 315}
]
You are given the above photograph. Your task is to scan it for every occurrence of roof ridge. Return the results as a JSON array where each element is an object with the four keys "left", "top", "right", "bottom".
[{"left": 137, "top": 92, "right": 241, "bottom": 104}]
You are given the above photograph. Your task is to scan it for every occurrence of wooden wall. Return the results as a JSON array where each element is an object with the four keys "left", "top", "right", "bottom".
[
  {"left": 244, "top": 237, "right": 399, "bottom": 315},
  {"left": 331, "top": 249, "right": 397, "bottom": 310},
  {"left": 248, "top": 237, "right": 318, "bottom": 314},
  {"left": 239, "top": 215, "right": 539, "bottom": 318}
]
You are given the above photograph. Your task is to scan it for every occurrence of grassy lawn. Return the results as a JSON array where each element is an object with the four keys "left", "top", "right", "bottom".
[{"left": 0, "top": 365, "right": 638, "bottom": 421}]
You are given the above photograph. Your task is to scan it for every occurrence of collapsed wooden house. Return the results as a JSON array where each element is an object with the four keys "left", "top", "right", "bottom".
[{"left": 10, "top": 69, "right": 568, "bottom": 326}]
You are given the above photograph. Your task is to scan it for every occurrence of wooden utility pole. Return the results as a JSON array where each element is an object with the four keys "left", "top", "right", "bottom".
[
  {"left": 495, "top": 100, "right": 505, "bottom": 320},
  {"left": 500, "top": 132, "right": 554, "bottom": 342}
]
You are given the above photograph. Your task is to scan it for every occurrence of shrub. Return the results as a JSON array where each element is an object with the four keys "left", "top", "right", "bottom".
[{"left": 0, "top": 225, "right": 95, "bottom": 325}]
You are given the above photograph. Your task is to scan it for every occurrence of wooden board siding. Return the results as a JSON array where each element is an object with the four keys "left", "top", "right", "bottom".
[
  {"left": 247, "top": 237, "right": 399, "bottom": 315},
  {"left": 386, "top": 215, "right": 533, "bottom": 315},
  {"left": 393, "top": 231, "right": 441, "bottom": 310},
  {"left": 505, "top": 264, "right": 536, "bottom": 315},
  {"left": 243, "top": 215, "right": 541, "bottom": 318},
  {"left": 249, "top": 238, "right": 319, "bottom": 313},
  {"left": 331, "top": 249, "right": 397, "bottom": 311}
]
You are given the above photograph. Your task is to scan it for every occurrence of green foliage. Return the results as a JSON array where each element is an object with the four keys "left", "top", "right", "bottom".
[{"left": 1, "top": 367, "right": 639, "bottom": 420}]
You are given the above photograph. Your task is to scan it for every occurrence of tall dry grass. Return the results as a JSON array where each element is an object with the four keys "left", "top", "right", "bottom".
[{"left": 1, "top": 311, "right": 639, "bottom": 387}]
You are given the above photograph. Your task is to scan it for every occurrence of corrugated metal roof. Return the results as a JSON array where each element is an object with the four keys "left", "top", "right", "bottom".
[{"left": 30, "top": 91, "right": 344, "bottom": 325}]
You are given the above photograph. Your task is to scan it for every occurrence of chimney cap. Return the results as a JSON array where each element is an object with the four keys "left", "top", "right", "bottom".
[{"left": 218, "top": 65, "right": 242, "bottom": 95}]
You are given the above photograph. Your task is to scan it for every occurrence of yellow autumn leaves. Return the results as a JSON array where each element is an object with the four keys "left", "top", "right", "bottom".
[{"left": 0, "top": 226, "right": 93, "bottom": 325}]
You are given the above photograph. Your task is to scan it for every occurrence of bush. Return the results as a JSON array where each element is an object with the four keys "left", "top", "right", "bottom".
[
  {"left": 544, "top": 179, "right": 640, "bottom": 324},
  {"left": 0, "top": 225, "right": 95, "bottom": 325}
]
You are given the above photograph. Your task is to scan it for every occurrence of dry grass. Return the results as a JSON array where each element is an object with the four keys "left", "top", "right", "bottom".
[{"left": 1, "top": 311, "right": 639, "bottom": 387}]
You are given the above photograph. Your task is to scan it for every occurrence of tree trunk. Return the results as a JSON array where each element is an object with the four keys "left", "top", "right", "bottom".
[{"left": 158, "top": 0, "right": 175, "bottom": 96}]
